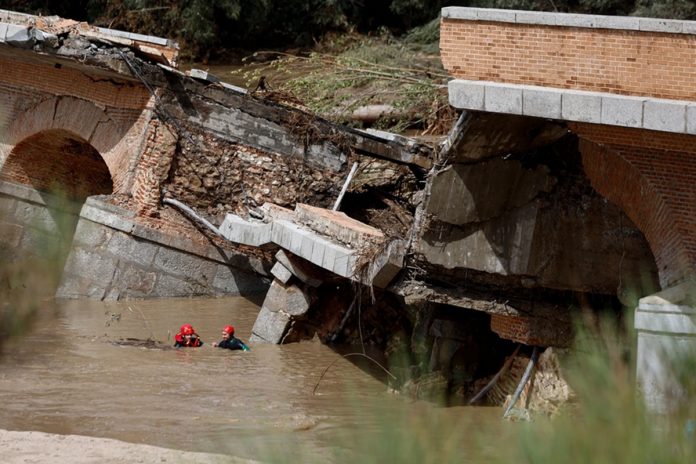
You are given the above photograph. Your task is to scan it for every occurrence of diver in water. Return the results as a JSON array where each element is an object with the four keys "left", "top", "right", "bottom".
[
  {"left": 213, "top": 325, "right": 249, "bottom": 351},
  {"left": 174, "top": 324, "right": 203, "bottom": 348}
]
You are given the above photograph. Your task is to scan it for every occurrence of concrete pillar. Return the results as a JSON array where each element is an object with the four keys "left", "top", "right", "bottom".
[{"left": 635, "top": 281, "right": 696, "bottom": 413}]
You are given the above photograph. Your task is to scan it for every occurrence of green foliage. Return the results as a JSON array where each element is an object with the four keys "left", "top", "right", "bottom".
[
  {"left": 633, "top": 0, "right": 696, "bottom": 19},
  {"left": 505, "top": 315, "right": 696, "bottom": 464}
]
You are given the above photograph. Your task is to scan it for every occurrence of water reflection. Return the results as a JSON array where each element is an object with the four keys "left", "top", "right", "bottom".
[{"left": 0, "top": 297, "right": 506, "bottom": 462}]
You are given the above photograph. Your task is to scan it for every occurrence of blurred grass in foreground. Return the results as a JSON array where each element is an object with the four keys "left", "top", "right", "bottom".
[{"left": 251, "top": 312, "right": 696, "bottom": 464}]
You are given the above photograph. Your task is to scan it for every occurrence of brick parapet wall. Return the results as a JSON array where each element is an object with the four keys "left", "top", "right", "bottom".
[
  {"left": 440, "top": 16, "right": 696, "bottom": 101},
  {"left": 577, "top": 124, "right": 696, "bottom": 286},
  {"left": 0, "top": 54, "right": 150, "bottom": 109}
]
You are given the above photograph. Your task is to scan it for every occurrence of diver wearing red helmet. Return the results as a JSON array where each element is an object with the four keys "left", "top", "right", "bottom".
[
  {"left": 174, "top": 324, "right": 203, "bottom": 347},
  {"left": 213, "top": 325, "right": 249, "bottom": 351}
]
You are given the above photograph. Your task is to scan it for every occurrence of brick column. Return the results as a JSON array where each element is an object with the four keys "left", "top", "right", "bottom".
[{"left": 131, "top": 117, "right": 178, "bottom": 216}]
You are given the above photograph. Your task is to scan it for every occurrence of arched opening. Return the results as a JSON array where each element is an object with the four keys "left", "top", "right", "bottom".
[
  {"left": 1, "top": 129, "right": 113, "bottom": 200},
  {"left": 0, "top": 130, "right": 113, "bottom": 294}
]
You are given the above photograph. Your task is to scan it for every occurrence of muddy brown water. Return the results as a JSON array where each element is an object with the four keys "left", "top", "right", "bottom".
[{"left": 0, "top": 297, "right": 513, "bottom": 462}]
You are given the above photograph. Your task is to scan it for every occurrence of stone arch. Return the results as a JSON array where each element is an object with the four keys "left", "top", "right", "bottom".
[
  {"left": 580, "top": 139, "right": 691, "bottom": 289},
  {"left": 0, "top": 95, "right": 150, "bottom": 194}
]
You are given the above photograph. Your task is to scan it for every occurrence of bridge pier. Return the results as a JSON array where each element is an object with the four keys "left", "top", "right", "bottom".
[{"left": 635, "top": 281, "right": 696, "bottom": 413}]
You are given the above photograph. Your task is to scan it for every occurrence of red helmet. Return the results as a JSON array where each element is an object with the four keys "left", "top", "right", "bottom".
[
  {"left": 223, "top": 325, "right": 235, "bottom": 335},
  {"left": 180, "top": 324, "right": 194, "bottom": 335}
]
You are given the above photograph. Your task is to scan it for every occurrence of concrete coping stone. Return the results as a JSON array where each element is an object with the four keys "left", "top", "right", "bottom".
[
  {"left": 449, "top": 79, "right": 696, "bottom": 135},
  {"left": 0, "top": 180, "right": 83, "bottom": 215},
  {"left": 441, "top": 7, "right": 696, "bottom": 36},
  {"left": 638, "top": 280, "right": 696, "bottom": 311},
  {"left": 96, "top": 26, "right": 172, "bottom": 47}
]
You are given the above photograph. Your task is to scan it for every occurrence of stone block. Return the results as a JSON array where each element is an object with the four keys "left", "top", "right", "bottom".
[
  {"left": 62, "top": 247, "right": 118, "bottom": 285},
  {"left": 275, "top": 250, "right": 325, "bottom": 287},
  {"left": 152, "top": 273, "right": 211, "bottom": 298},
  {"left": 448, "top": 80, "right": 485, "bottom": 110},
  {"left": 515, "top": 11, "right": 557, "bottom": 26},
  {"left": 106, "top": 231, "right": 157, "bottom": 267},
  {"left": 561, "top": 91, "right": 602, "bottom": 123},
  {"left": 476, "top": 8, "right": 514, "bottom": 23},
  {"left": 683, "top": 21, "right": 696, "bottom": 34},
  {"left": 522, "top": 86, "right": 561, "bottom": 119},
  {"left": 309, "top": 237, "right": 326, "bottom": 269},
  {"left": 484, "top": 84, "right": 522, "bottom": 115},
  {"left": 0, "top": 23, "right": 8, "bottom": 41},
  {"left": 592, "top": 15, "right": 639, "bottom": 30},
  {"left": 219, "top": 214, "right": 272, "bottom": 246},
  {"left": 153, "top": 246, "right": 217, "bottom": 281},
  {"left": 441, "top": 7, "right": 477, "bottom": 20},
  {"left": 601, "top": 95, "right": 644, "bottom": 128},
  {"left": 189, "top": 69, "right": 220, "bottom": 83},
  {"left": 80, "top": 203, "right": 135, "bottom": 234},
  {"left": 554, "top": 13, "right": 596, "bottom": 28},
  {"left": 643, "top": 99, "right": 686, "bottom": 133},
  {"left": 639, "top": 18, "right": 683, "bottom": 33},
  {"left": 114, "top": 264, "right": 157, "bottom": 296},
  {"left": 71, "top": 218, "right": 113, "bottom": 249},
  {"left": 4, "top": 24, "right": 32, "bottom": 47},
  {"left": 212, "top": 264, "right": 268, "bottom": 295},
  {"left": 261, "top": 279, "right": 310, "bottom": 316},
  {"left": 55, "top": 273, "right": 108, "bottom": 300},
  {"left": 368, "top": 240, "right": 406, "bottom": 288},
  {"left": 12, "top": 202, "right": 52, "bottom": 233},
  {"left": 271, "top": 262, "right": 293, "bottom": 284},
  {"left": 250, "top": 307, "right": 291, "bottom": 344},
  {"left": 687, "top": 104, "right": 696, "bottom": 135}
]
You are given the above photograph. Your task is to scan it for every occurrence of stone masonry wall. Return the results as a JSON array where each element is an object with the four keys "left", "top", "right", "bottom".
[
  {"left": 440, "top": 13, "right": 696, "bottom": 101},
  {"left": 165, "top": 131, "right": 347, "bottom": 222}
]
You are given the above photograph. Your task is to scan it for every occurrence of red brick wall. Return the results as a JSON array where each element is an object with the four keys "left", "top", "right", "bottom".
[
  {"left": 0, "top": 129, "right": 112, "bottom": 200},
  {"left": 0, "top": 54, "right": 152, "bottom": 196},
  {"left": 440, "top": 18, "right": 696, "bottom": 100},
  {"left": 577, "top": 124, "right": 696, "bottom": 286},
  {"left": 490, "top": 313, "right": 571, "bottom": 346}
]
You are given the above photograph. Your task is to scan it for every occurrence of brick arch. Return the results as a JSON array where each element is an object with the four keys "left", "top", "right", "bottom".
[
  {"left": 0, "top": 129, "right": 112, "bottom": 201},
  {"left": 580, "top": 139, "right": 692, "bottom": 288},
  {"left": 0, "top": 95, "right": 146, "bottom": 194}
]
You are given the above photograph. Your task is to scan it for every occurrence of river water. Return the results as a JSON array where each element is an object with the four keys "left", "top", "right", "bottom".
[{"left": 0, "top": 296, "right": 513, "bottom": 463}]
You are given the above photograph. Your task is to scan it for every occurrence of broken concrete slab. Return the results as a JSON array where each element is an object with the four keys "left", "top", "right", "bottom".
[
  {"left": 295, "top": 203, "right": 384, "bottom": 248},
  {"left": 275, "top": 250, "right": 324, "bottom": 287},
  {"left": 270, "top": 261, "right": 293, "bottom": 284},
  {"left": 261, "top": 279, "right": 311, "bottom": 316}
]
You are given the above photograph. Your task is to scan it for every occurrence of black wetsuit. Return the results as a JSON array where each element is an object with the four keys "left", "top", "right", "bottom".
[{"left": 216, "top": 336, "right": 249, "bottom": 351}]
